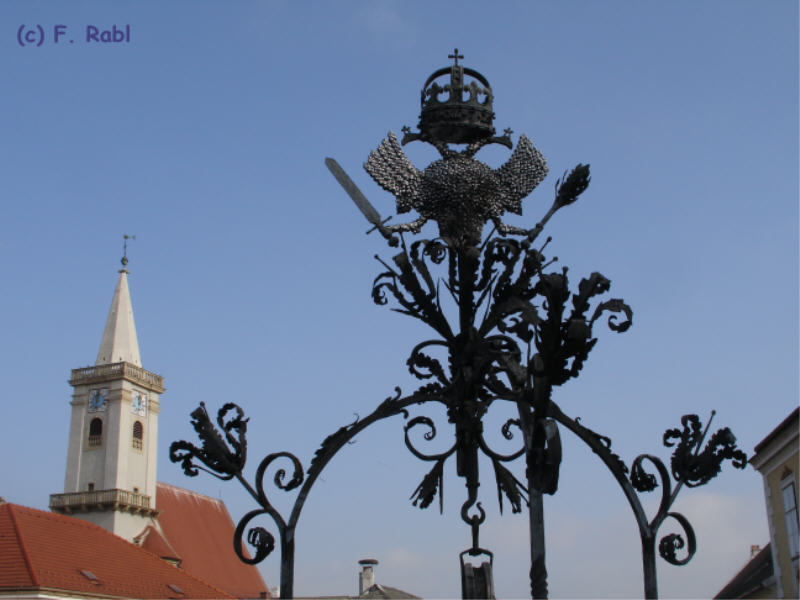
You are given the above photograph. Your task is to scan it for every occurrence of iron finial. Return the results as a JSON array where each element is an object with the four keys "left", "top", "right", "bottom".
[{"left": 448, "top": 48, "right": 464, "bottom": 66}]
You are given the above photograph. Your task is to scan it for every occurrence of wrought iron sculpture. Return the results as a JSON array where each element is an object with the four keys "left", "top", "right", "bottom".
[{"left": 171, "top": 50, "right": 746, "bottom": 599}]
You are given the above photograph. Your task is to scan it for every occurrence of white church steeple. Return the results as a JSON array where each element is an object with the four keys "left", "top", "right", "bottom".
[
  {"left": 96, "top": 268, "right": 141, "bottom": 367},
  {"left": 51, "top": 250, "right": 165, "bottom": 542}
]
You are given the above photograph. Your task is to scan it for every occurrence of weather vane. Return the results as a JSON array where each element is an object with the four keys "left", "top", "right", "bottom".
[{"left": 121, "top": 234, "right": 136, "bottom": 269}]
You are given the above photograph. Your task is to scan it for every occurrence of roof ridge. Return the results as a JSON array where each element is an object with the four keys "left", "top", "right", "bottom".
[
  {"left": 6, "top": 504, "right": 40, "bottom": 587},
  {"left": 157, "top": 481, "right": 224, "bottom": 504}
]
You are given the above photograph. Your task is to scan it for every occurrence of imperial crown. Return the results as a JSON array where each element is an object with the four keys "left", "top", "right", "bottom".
[{"left": 403, "top": 49, "right": 506, "bottom": 147}]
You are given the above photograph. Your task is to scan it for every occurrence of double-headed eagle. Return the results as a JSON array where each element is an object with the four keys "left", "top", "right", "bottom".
[{"left": 364, "top": 132, "right": 549, "bottom": 247}]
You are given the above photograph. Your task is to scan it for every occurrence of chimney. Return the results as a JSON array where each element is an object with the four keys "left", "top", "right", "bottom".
[
  {"left": 358, "top": 558, "right": 378, "bottom": 595},
  {"left": 750, "top": 544, "right": 761, "bottom": 558}
]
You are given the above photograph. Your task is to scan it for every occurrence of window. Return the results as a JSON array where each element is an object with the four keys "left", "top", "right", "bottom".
[
  {"left": 782, "top": 475, "right": 799, "bottom": 558},
  {"left": 79, "top": 569, "right": 100, "bottom": 585},
  {"left": 132, "top": 420, "right": 143, "bottom": 450},
  {"left": 88, "top": 418, "right": 103, "bottom": 448},
  {"left": 87, "top": 482, "right": 95, "bottom": 491}
]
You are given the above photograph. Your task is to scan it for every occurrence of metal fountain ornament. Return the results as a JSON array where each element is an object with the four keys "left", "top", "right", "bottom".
[{"left": 170, "top": 51, "right": 747, "bottom": 599}]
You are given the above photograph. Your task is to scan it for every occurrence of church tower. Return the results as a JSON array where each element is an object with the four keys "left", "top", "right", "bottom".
[{"left": 50, "top": 255, "right": 165, "bottom": 542}]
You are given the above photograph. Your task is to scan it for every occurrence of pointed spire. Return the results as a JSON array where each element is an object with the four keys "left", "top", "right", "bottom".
[{"left": 96, "top": 251, "right": 142, "bottom": 367}]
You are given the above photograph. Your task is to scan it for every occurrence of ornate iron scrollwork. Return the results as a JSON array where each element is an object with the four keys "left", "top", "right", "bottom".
[
  {"left": 630, "top": 455, "right": 660, "bottom": 493},
  {"left": 658, "top": 512, "right": 697, "bottom": 566},
  {"left": 170, "top": 404, "right": 305, "bottom": 568},
  {"left": 170, "top": 387, "right": 432, "bottom": 599},
  {"left": 629, "top": 414, "right": 745, "bottom": 569},
  {"left": 170, "top": 51, "right": 747, "bottom": 600}
]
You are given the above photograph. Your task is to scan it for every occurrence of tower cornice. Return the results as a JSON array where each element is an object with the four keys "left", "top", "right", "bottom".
[
  {"left": 49, "top": 488, "right": 159, "bottom": 518},
  {"left": 70, "top": 361, "right": 165, "bottom": 393}
]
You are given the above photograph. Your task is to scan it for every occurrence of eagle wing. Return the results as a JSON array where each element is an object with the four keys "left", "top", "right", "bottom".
[
  {"left": 495, "top": 134, "right": 549, "bottom": 214},
  {"left": 364, "top": 131, "right": 422, "bottom": 214}
]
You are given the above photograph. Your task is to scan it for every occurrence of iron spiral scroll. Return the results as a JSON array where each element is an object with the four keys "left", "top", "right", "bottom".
[
  {"left": 168, "top": 216, "right": 746, "bottom": 598},
  {"left": 169, "top": 51, "right": 747, "bottom": 599}
]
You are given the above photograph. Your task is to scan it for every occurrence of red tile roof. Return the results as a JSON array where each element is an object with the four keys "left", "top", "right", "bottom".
[
  {"left": 156, "top": 482, "right": 270, "bottom": 599},
  {"left": 0, "top": 502, "right": 235, "bottom": 599},
  {"left": 137, "top": 524, "right": 182, "bottom": 565}
]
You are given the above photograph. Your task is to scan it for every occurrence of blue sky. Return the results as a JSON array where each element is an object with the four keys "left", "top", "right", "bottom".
[{"left": 1, "top": 1, "right": 797, "bottom": 598}]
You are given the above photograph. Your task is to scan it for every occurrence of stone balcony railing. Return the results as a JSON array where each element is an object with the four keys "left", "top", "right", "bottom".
[
  {"left": 49, "top": 488, "right": 158, "bottom": 516},
  {"left": 70, "top": 362, "right": 165, "bottom": 392}
]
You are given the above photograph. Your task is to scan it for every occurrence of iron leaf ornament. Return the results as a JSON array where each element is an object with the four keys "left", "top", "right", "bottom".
[
  {"left": 664, "top": 412, "right": 748, "bottom": 487},
  {"left": 169, "top": 402, "right": 248, "bottom": 480}
]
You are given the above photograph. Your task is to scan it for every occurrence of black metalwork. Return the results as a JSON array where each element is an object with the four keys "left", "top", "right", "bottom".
[
  {"left": 121, "top": 234, "right": 135, "bottom": 268},
  {"left": 170, "top": 51, "right": 746, "bottom": 599}
]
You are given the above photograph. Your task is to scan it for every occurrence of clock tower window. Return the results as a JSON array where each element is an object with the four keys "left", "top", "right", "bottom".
[
  {"left": 88, "top": 418, "right": 103, "bottom": 448},
  {"left": 132, "top": 420, "right": 144, "bottom": 450}
]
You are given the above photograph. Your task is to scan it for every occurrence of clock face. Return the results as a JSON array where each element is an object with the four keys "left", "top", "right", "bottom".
[
  {"left": 88, "top": 389, "right": 108, "bottom": 412},
  {"left": 131, "top": 391, "right": 147, "bottom": 416}
]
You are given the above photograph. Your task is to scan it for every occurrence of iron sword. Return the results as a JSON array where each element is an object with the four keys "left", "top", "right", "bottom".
[{"left": 325, "top": 157, "right": 398, "bottom": 246}]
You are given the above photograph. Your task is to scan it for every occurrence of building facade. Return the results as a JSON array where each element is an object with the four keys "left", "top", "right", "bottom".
[
  {"left": 716, "top": 407, "right": 799, "bottom": 599},
  {"left": 750, "top": 407, "right": 799, "bottom": 599}
]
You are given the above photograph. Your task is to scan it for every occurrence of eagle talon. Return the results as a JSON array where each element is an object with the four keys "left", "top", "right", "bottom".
[
  {"left": 492, "top": 218, "right": 529, "bottom": 238},
  {"left": 386, "top": 217, "right": 428, "bottom": 236}
]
